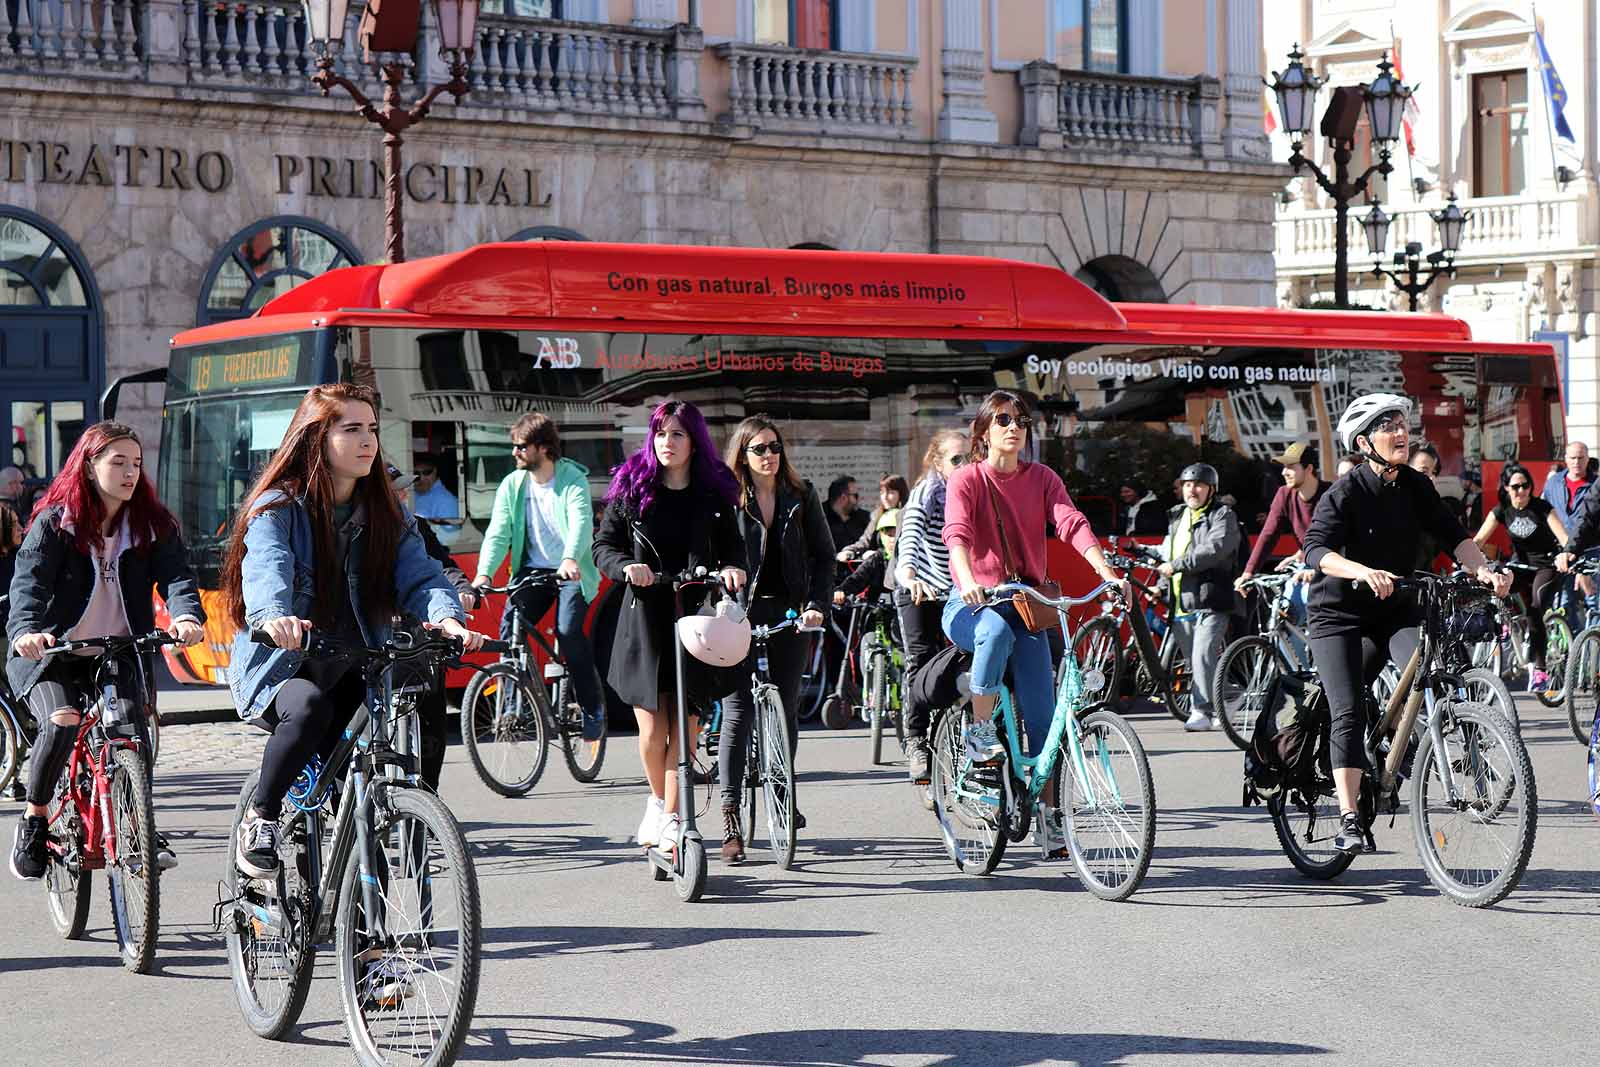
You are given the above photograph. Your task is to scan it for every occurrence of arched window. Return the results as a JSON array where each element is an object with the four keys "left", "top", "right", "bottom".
[
  {"left": 197, "top": 216, "right": 362, "bottom": 326},
  {"left": 0, "top": 207, "right": 103, "bottom": 480},
  {"left": 1073, "top": 255, "right": 1167, "bottom": 303},
  {"left": 506, "top": 225, "right": 590, "bottom": 241},
  {"left": 790, "top": 241, "right": 838, "bottom": 250}
]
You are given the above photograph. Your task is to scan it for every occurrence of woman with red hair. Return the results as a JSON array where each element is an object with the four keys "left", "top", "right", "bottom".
[
  {"left": 7, "top": 421, "right": 205, "bottom": 881},
  {"left": 219, "top": 384, "right": 484, "bottom": 878}
]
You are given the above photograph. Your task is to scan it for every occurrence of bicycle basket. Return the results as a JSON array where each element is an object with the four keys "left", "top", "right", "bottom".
[{"left": 1444, "top": 601, "right": 1498, "bottom": 642}]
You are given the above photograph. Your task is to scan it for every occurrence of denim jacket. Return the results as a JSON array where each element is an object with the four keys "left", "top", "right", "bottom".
[{"left": 226, "top": 490, "right": 465, "bottom": 721}]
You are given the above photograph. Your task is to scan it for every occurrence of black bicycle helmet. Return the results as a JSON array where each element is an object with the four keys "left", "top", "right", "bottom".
[{"left": 1178, "top": 463, "right": 1219, "bottom": 487}]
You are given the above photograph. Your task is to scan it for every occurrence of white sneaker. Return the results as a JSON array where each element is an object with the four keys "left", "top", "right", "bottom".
[
  {"left": 962, "top": 720, "right": 1004, "bottom": 764},
  {"left": 658, "top": 814, "right": 682, "bottom": 856},
  {"left": 1034, "top": 803, "right": 1067, "bottom": 858},
  {"left": 1184, "top": 709, "right": 1214, "bottom": 732},
  {"left": 635, "top": 796, "right": 665, "bottom": 847}
]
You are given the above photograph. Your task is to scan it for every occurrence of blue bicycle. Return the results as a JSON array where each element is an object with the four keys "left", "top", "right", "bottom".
[{"left": 928, "top": 581, "right": 1156, "bottom": 901}]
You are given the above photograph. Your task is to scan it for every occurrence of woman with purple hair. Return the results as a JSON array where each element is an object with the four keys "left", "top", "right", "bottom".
[{"left": 593, "top": 400, "right": 746, "bottom": 854}]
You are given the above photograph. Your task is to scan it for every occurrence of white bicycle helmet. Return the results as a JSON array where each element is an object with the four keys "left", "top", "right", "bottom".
[
  {"left": 1336, "top": 393, "right": 1413, "bottom": 453},
  {"left": 676, "top": 596, "right": 752, "bottom": 668}
]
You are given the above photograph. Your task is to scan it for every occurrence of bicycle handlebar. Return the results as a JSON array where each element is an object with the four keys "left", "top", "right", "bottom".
[
  {"left": 42, "top": 631, "right": 179, "bottom": 658},
  {"left": 474, "top": 571, "right": 560, "bottom": 596},
  {"left": 250, "top": 628, "right": 511, "bottom": 660},
  {"left": 979, "top": 580, "right": 1122, "bottom": 610}
]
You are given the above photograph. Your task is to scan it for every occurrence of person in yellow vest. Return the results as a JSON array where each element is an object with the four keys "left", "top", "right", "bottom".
[{"left": 1152, "top": 462, "right": 1241, "bottom": 732}]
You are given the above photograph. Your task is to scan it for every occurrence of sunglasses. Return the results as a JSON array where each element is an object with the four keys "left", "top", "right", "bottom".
[
  {"left": 993, "top": 413, "right": 1033, "bottom": 429},
  {"left": 945, "top": 454, "right": 966, "bottom": 466},
  {"left": 1508, "top": 481, "right": 1533, "bottom": 490},
  {"left": 416, "top": 468, "right": 437, "bottom": 477},
  {"left": 747, "top": 441, "right": 784, "bottom": 457},
  {"left": 511, "top": 440, "right": 532, "bottom": 451}
]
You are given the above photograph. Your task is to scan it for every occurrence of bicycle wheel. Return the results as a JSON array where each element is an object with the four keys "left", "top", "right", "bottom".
[
  {"left": 1070, "top": 616, "right": 1123, "bottom": 709},
  {"left": 1411, "top": 700, "right": 1536, "bottom": 908},
  {"left": 741, "top": 722, "right": 759, "bottom": 851},
  {"left": 1456, "top": 666, "right": 1519, "bottom": 733},
  {"left": 222, "top": 770, "right": 317, "bottom": 1039},
  {"left": 927, "top": 708, "right": 1006, "bottom": 875},
  {"left": 552, "top": 676, "right": 607, "bottom": 783},
  {"left": 1267, "top": 784, "right": 1353, "bottom": 879},
  {"left": 43, "top": 796, "right": 91, "bottom": 940},
  {"left": 107, "top": 747, "right": 160, "bottom": 973},
  {"left": 1539, "top": 612, "right": 1572, "bottom": 708},
  {"left": 1056, "top": 706, "right": 1155, "bottom": 901},
  {"left": 336, "top": 788, "right": 481, "bottom": 1067},
  {"left": 1165, "top": 644, "right": 1192, "bottom": 723},
  {"left": 1565, "top": 628, "right": 1600, "bottom": 744},
  {"left": 756, "top": 687, "right": 797, "bottom": 869},
  {"left": 459, "top": 665, "right": 549, "bottom": 797},
  {"left": 1212, "top": 636, "right": 1281, "bottom": 752},
  {"left": 1588, "top": 708, "right": 1600, "bottom": 821},
  {"left": 868, "top": 649, "right": 890, "bottom": 765},
  {"left": 0, "top": 704, "right": 20, "bottom": 796}
]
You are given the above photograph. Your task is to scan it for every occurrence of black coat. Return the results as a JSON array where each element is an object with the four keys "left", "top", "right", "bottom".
[
  {"left": 394, "top": 518, "right": 472, "bottom": 690},
  {"left": 734, "top": 483, "right": 836, "bottom": 614},
  {"left": 6, "top": 507, "right": 204, "bottom": 697},
  {"left": 592, "top": 481, "right": 743, "bottom": 709}
]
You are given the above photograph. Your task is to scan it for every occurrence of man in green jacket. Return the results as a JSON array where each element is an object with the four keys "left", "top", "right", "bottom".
[{"left": 473, "top": 413, "right": 605, "bottom": 740}]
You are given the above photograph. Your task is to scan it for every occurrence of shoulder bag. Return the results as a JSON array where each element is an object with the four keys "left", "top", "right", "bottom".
[{"left": 981, "top": 469, "right": 1061, "bottom": 633}]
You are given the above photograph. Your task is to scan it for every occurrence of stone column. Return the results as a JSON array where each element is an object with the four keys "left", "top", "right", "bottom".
[
  {"left": 142, "top": 0, "right": 190, "bottom": 83},
  {"left": 1018, "top": 60, "right": 1061, "bottom": 149},
  {"left": 937, "top": 0, "right": 997, "bottom": 143},
  {"left": 1221, "top": 0, "right": 1269, "bottom": 161},
  {"left": 668, "top": 23, "right": 708, "bottom": 123}
]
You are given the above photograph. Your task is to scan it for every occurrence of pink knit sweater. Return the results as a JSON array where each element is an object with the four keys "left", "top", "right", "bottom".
[{"left": 941, "top": 461, "right": 1099, "bottom": 588}]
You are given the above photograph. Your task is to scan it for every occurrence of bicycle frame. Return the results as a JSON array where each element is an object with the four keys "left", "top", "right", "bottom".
[{"left": 49, "top": 707, "right": 138, "bottom": 873}]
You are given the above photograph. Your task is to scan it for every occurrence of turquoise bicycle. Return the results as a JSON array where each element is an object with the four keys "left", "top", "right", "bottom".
[{"left": 928, "top": 581, "right": 1157, "bottom": 900}]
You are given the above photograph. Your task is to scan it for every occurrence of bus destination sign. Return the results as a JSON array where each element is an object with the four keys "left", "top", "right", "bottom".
[{"left": 178, "top": 340, "right": 304, "bottom": 395}]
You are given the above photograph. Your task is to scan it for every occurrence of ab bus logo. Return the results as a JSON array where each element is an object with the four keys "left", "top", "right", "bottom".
[{"left": 532, "top": 336, "right": 582, "bottom": 369}]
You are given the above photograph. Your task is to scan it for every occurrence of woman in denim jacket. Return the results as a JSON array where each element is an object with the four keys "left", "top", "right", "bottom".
[{"left": 219, "top": 384, "right": 484, "bottom": 878}]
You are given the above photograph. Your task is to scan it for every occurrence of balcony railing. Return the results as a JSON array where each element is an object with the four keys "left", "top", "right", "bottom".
[
  {"left": 1275, "top": 191, "right": 1591, "bottom": 270},
  {"left": 1019, "top": 60, "right": 1221, "bottom": 157},
  {"left": 0, "top": 0, "right": 145, "bottom": 74},
  {"left": 712, "top": 42, "right": 916, "bottom": 137},
  {"left": 464, "top": 17, "right": 675, "bottom": 118}
]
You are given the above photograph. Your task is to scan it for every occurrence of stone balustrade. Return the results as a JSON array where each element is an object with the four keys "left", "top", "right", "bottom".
[
  {"left": 0, "top": 0, "right": 144, "bottom": 73},
  {"left": 1019, "top": 60, "right": 1221, "bottom": 158},
  {"left": 712, "top": 41, "right": 916, "bottom": 136},
  {"left": 1275, "top": 192, "right": 1591, "bottom": 270},
  {"left": 464, "top": 17, "right": 677, "bottom": 118}
]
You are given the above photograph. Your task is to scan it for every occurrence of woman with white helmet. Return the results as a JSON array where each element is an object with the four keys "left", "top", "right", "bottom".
[{"left": 1301, "top": 393, "right": 1510, "bottom": 855}]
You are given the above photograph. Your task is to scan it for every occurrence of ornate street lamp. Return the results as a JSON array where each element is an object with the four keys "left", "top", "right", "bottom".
[
  {"left": 304, "top": 0, "right": 479, "bottom": 263},
  {"left": 1267, "top": 46, "right": 1416, "bottom": 309},
  {"left": 1364, "top": 194, "right": 1473, "bottom": 311}
]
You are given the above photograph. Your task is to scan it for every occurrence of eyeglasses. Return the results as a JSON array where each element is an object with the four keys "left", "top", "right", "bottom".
[
  {"left": 511, "top": 440, "right": 532, "bottom": 452},
  {"left": 1507, "top": 481, "right": 1533, "bottom": 491},
  {"left": 416, "top": 468, "right": 437, "bottom": 477},
  {"left": 993, "top": 413, "right": 1033, "bottom": 429},
  {"left": 747, "top": 441, "right": 784, "bottom": 457},
  {"left": 1371, "top": 416, "right": 1408, "bottom": 436}
]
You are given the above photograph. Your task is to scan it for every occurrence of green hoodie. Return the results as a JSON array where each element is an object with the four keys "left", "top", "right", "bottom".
[{"left": 473, "top": 457, "right": 600, "bottom": 601}]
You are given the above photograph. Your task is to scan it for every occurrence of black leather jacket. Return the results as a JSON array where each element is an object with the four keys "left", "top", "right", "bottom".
[{"left": 734, "top": 483, "right": 836, "bottom": 614}]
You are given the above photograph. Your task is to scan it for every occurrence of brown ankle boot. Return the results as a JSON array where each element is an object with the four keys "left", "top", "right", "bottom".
[{"left": 720, "top": 807, "right": 745, "bottom": 864}]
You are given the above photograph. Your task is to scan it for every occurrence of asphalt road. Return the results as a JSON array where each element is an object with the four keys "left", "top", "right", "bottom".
[{"left": 1, "top": 697, "right": 1595, "bottom": 1066}]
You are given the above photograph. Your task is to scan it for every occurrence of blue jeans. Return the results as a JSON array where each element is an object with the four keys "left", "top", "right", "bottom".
[
  {"left": 942, "top": 592, "right": 1054, "bottom": 758},
  {"left": 502, "top": 572, "right": 603, "bottom": 716}
]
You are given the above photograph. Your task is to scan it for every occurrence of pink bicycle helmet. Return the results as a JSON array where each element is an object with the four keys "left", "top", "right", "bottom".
[{"left": 676, "top": 597, "right": 752, "bottom": 668}]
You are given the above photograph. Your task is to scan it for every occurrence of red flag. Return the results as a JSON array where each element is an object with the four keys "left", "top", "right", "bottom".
[
  {"left": 1392, "top": 40, "right": 1419, "bottom": 156},
  {"left": 1264, "top": 90, "right": 1278, "bottom": 135}
]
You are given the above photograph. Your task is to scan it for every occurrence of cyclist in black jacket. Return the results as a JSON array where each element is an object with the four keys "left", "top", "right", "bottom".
[{"left": 1303, "top": 393, "right": 1509, "bottom": 855}]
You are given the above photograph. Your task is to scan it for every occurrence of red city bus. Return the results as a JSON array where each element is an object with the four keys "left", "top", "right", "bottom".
[{"left": 145, "top": 241, "right": 1564, "bottom": 711}]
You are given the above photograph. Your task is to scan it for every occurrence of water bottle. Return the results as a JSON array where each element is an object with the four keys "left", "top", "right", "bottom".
[{"left": 1145, "top": 604, "right": 1167, "bottom": 639}]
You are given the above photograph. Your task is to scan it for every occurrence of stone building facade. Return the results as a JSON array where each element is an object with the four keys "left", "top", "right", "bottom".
[
  {"left": 1, "top": 0, "right": 1280, "bottom": 477},
  {"left": 1267, "top": 0, "right": 1600, "bottom": 450}
]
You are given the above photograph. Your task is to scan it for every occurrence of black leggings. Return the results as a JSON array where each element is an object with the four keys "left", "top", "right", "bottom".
[
  {"left": 1308, "top": 620, "right": 1420, "bottom": 773},
  {"left": 1511, "top": 565, "right": 1559, "bottom": 665},
  {"left": 718, "top": 598, "right": 808, "bottom": 811},
  {"left": 895, "top": 588, "right": 947, "bottom": 738},
  {"left": 254, "top": 669, "right": 365, "bottom": 820},
  {"left": 24, "top": 656, "right": 144, "bottom": 807}
]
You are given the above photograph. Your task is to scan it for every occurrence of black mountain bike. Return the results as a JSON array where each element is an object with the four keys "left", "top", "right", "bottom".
[{"left": 216, "top": 629, "right": 507, "bottom": 1066}]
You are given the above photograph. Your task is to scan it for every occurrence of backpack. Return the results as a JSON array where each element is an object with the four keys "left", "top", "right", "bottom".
[{"left": 1242, "top": 670, "right": 1330, "bottom": 805}]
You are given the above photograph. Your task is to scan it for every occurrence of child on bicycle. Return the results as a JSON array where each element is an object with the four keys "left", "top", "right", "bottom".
[
  {"left": 219, "top": 384, "right": 484, "bottom": 878},
  {"left": 833, "top": 509, "right": 899, "bottom": 605},
  {"left": 593, "top": 400, "right": 746, "bottom": 857},
  {"left": 941, "top": 390, "right": 1120, "bottom": 857},
  {"left": 8, "top": 421, "right": 204, "bottom": 881},
  {"left": 1304, "top": 393, "right": 1508, "bottom": 855}
]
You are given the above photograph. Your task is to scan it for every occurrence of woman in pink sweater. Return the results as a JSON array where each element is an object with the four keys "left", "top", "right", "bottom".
[{"left": 942, "top": 390, "right": 1120, "bottom": 854}]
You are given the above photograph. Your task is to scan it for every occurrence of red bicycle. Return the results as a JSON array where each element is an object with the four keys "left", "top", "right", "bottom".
[{"left": 39, "top": 631, "right": 174, "bottom": 973}]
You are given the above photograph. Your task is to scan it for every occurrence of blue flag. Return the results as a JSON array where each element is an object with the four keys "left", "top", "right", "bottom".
[{"left": 1536, "top": 30, "right": 1576, "bottom": 142}]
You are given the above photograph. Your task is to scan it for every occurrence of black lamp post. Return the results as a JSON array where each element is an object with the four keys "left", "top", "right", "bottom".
[
  {"left": 303, "top": 0, "right": 480, "bottom": 264},
  {"left": 1361, "top": 194, "right": 1473, "bottom": 311},
  {"left": 1268, "top": 46, "right": 1414, "bottom": 309}
]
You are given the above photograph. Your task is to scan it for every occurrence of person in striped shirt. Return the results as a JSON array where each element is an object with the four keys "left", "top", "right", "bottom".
[{"left": 893, "top": 428, "right": 968, "bottom": 784}]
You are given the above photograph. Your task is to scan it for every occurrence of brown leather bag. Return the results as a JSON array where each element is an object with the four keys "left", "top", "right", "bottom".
[{"left": 981, "top": 470, "right": 1061, "bottom": 632}]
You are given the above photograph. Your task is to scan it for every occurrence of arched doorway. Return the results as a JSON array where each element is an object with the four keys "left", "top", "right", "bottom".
[
  {"left": 197, "top": 216, "right": 362, "bottom": 326},
  {"left": 507, "top": 225, "right": 589, "bottom": 241},
  {"left": 1073, "top": 254, "right": 1167, "bottom": 303},
  {"left": 0, "top": 207, "right": 103, "bottom": 482}
]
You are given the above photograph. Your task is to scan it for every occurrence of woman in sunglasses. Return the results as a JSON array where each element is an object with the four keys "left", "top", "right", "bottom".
[
  {"left": 716, "top": 416, "right": 835, "bottom": 863},
  {"left": 1473, "top": 461, "right": 1570, "bottom": 688},
  {"left": 942, "top": 390, "right": 1120, "bottom": 857}
]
